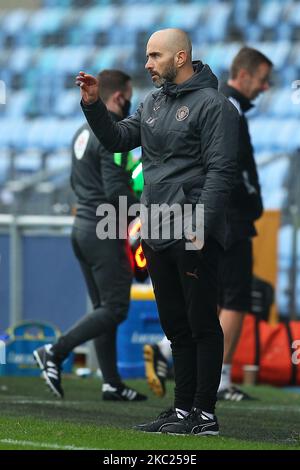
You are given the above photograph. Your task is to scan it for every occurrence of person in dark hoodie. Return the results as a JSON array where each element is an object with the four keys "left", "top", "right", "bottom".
[
  {"left": 76, "top": 29, "right": 239, "bottom": 435},
  {"left": 142, "top": 47, "right": 273, "bottom": 402},
  {"left": 218, "top": 47, "right": 272, "bottom": 400},
  {"left": 33, "top": 69, "right": 147, "bottom": 402}
]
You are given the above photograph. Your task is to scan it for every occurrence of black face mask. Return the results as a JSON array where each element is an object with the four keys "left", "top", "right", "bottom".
[{"left": 122, "top": 99, "right": 131, "bottom": 118}]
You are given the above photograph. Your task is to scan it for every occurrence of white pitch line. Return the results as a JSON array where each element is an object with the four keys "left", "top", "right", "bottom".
[
  {"left": 3, "top": 397, "right": 300, "bottom": 413},
  {"left": 0, "top": 438, "right": 102, "bottom": 450},
  {"left": 1, "top": 397, "right": 94, "bottom": 406},
  {"left": 2, "top": 399, "right": 85, "bottom": 406},
  {"left": 219, "top": 404, "right": 300, "bottom": 412}
]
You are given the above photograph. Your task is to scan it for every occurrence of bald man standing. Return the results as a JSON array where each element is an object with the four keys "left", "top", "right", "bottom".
[{"left": 77, "top": 29, "right": 239, "bottom": 436}]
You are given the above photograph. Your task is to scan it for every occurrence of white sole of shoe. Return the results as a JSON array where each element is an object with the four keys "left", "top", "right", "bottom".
[
  {"left": 165, "top": 431, "right": 219, "bottom": 436},
  {"left": 135, "top": 430, "right": 163, "bottom": 434}
]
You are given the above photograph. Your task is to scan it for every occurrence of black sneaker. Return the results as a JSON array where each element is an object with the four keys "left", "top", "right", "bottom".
[
  {"left": 102, "top": 383, "right": 147, "bottom": 401},
  {"left": 217, "top": 385, "right": 255, "bottom": 401},
  {"left": 33, "top": 344, "right": 63, "bottom": 398},
  {"left": 143, "top": 344, "right": 168, "bottom": 397},
  {"left": 161, "top": 409, "right": 219, "bottom": 436},
  {"left": 133, "top": 408, "right": 182, "bottom": 433}
]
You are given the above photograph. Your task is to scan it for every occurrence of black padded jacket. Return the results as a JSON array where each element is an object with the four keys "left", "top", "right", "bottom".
[
  {"left": 82, "top": 62, "right": 239, "bottom": 249},
  {"left": 220, "top": 83, "right": 263, "bottom": 247}
]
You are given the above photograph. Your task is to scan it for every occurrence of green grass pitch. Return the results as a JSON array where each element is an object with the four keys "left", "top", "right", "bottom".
[{"left": 0, "top": 377, "right": 299, "bottom": 450}]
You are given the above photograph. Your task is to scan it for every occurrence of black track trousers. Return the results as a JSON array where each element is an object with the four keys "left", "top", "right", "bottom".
[{"left": 142, "top": 237, "right": 223, "bottom": 413}]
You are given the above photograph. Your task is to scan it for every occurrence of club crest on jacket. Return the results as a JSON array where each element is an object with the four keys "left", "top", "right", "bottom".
[{"left": 176, "top": 106, "right": 189, "bottom": 121}]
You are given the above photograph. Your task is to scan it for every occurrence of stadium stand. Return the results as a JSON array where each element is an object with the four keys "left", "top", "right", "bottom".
[{"left": 0, "top": 0, "right": 300, "bottom": 318}]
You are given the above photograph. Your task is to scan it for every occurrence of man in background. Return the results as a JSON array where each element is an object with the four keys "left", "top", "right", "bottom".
[{"left": 34, "top": 69, "right": 147, "bottom": 402}]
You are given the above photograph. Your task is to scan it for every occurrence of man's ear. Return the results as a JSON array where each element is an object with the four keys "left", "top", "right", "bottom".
[
  {"left": 238, "top": 68, "right": 251, "bottom": 81},
  {"left": 176, "top": 50, "right": 187, "bottom": 68},
  {"left": 112, "top": 90, "right": 122, "bottom": 103}
]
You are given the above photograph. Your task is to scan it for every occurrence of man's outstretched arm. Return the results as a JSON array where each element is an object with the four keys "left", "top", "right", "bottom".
[{"left": 76, "top": 71, "right": 142, "bottom": 152}]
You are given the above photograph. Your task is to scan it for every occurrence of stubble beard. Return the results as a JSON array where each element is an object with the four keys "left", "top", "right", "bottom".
[{"left": 153, "top": 63, "right": 177, "bottom": 88}]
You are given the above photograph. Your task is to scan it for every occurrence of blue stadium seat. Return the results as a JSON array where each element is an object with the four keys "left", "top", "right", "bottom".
[
  {"left": 8, "top": 47, "right": 32, "bottom": 73},
  {"left": 5, "top": 91, "right": 29, "bottom": 118},
  {"left": 263, "top": 89, "right": 291, "bottom": 117},
  {"left": 0, "top": 148, "right": 11, "bottom": 185},
  {"left": 258, "top": 1, "right": 284, "bottom": 28},
  {"left": 52, "top": 47, "right": 90, "bottom": 73},
  {"left": 80, "top": 6, "right": 116, "bottom": 31},
  {"left": 287, "top": 1, "right": 300, "bottom": 26},
  {"left": 2, "top": 10, "right": 30, "bottom": 36},
  {"left": 205, "top": 3, "right": 232, "bottom": 42},
  {"left": 55, "top": 119, "right": 83, "bottom": 148},
  {"left": 45, "top": 149, "right": 71, "bottom": 171},
  {"left": 54, "top": 90, "right": 80, "bottom": 117},
  {"left": 92, "top": 45, "right": 126, "bottom": 70},
  {"left": 244, "top": 24, "right": 263, "bottom": 42},
  {"left": 161, "top": 4, "right": 202, "bottom": 30},
  {"left": 14, "top": 149, "right": 43, "bottom": 175},
  {"left": 27, "top": 8, "right": 66, "bottom": 34},
  {"left": 119, "top": 4, "right": 161, "bottom": 30},
  {"left": 258, "top": 157, "right": 289, "bottom": 208},
  {"left": 278, "top": 225, "right": 292, "bottom": 299},
  {"left": 231, "top": 0, "right": 250, "bottom": 30},
  {"left": 276, "top": 270, "right": 289, "bottom": 316}
]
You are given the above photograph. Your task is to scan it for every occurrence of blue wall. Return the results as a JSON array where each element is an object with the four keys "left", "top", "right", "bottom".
[
  {"left": 1, "top": 233, "right": 87, "bottom": 333},
  {"left": 0, "top": 234, "right": 10, "bottom": 331}
]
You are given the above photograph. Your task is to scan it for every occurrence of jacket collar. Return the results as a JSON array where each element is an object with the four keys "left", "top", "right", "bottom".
[
  {"left": 221, "top": 83, "right": 254, "bottom": 112},
  {"left": 161, "top": 60, "right": 218, "bottom": 98},
  {"left": 108, "top": 110, "right": 122, "bottom": 122}
]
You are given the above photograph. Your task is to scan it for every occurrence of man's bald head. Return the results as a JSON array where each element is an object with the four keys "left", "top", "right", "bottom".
[
  {"left": 145, "top": 28, "right": 194, "bottom": 87},
  {"left": 149, "top": 29, "right": 192, "bottom": 60}
]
